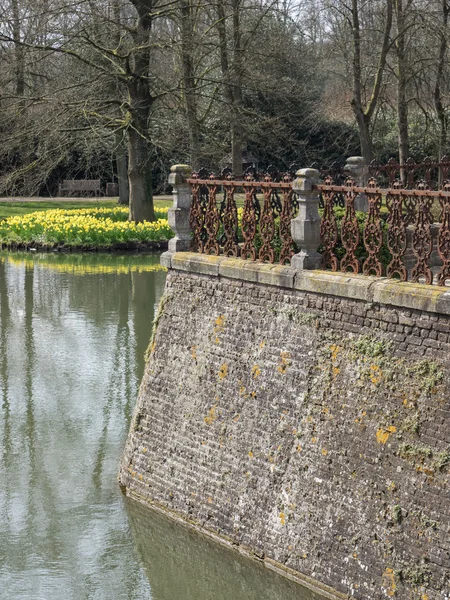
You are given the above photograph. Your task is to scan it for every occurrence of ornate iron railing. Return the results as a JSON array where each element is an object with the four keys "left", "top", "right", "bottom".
[
  {"left": 187, "top": 169, "right": 299, "bottom": 265},
  {"left": 369, "top": 156, "right": 450, "bottom": 189},
  {"left": 318, "top": 176, "right": 450, "bottom": 286}
]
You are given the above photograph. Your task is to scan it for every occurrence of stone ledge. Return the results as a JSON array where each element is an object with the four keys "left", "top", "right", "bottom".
[{"left": 161, "top": 251, "right": 450, "bottom": 317}]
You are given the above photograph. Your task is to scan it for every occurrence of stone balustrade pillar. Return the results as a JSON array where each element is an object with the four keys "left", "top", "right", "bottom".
[
  {"left": 344, "top": 156, "right": 368, "bottom": 212},
  {"left": 290, "top": 168, "right": 322, "bottom": 270},
  {"left": 167, "top": 164, "right": 192, "bottom": 253}
]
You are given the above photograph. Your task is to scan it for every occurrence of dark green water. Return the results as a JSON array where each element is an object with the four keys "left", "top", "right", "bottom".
[{"left": 0, "top": 252, "right": 325, "bottom": 600}]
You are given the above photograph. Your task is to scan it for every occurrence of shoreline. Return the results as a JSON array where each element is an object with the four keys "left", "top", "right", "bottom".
[{"left": 0, "top": 240, "right": 169, "bottom": 253}]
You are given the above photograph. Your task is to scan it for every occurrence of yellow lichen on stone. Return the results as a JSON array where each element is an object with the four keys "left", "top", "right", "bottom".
[
  {"left": 260, "top": 340, "right": 266, "bottom": 349},
  {"left": 376, "top": 425, "right": 397, "bottom": 445},
  {"left": 191, "top": 345, "right": 197, "bottom": 360},
  {"left": 218, "top": 363, "right": 228, "bottom": 379},
  {"left": 150, "top": 340, "right": 157, "bottom": 354},
  {"left": 329, "top": 344, "right": 341, "bottom": 361},
  {"left": 370, "top": 364, "right": 383, "bottom": 385},
  {"left": 279, "top": 512, "right": 286, "bottom": 526},
  {"left": 277, "top": 351, "right": 291, "bottom": 374},
  {"left": 296, "top": 444, "right": 302, "bottom": 452},
  {"left": 321, "top": 448, "right": 328, "bottom": 456},
  {"left": 248, "top": 450, "right": 254, "bottom": 458},
  {"left": 215, "top": 315, "right": 225, "bottom": 328},
  {"left": 252, "top": 364, "right": 261, "bottom": 379},
  {"left": 213, "top": 315, "right": 226, "bottom": 344},
  {"left": 204, "top": 405, "right": 218, "bottom": 425},
  {"left": 382, "top": 567, "right": 397, "bottom": 597}
]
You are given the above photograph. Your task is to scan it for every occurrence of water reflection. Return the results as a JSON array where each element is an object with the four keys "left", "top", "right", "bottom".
[
  {"left": 127, "top": 499, "right": 324, "bottom": 600},
  {"left": 0, "top": 252, "right": 166, "bottom": 599},
  {"left": 0, "top": 250, "right": 326, "bottom": 600}
]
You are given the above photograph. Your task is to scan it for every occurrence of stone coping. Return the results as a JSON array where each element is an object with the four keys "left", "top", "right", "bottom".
[{"left": 161, "top": 251, "right": 450, "bottom": 316}]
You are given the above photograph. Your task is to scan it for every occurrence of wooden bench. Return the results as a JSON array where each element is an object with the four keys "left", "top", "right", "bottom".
[{"left": 58, "top": 179, "right": 101, "bottom": 197}]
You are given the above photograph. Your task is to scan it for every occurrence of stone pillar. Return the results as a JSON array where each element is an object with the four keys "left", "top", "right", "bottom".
[
  {"left": 290, "top": 168, "right": 322, "bottom": 270},
  {"left": 167, "top": 164, "right": 192, "bottom": 253},
  {"left": 344, "top": 156, "right": 368, "bottom": 212}
]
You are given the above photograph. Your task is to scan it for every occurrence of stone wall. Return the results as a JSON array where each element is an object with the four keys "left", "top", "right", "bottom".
[{"left": 120, "top": 253, "right": 450, "bottom": 600}]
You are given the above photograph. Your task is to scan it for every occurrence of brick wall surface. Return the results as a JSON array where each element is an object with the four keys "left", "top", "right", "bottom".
[{"left": 120, "top": 269, "right": 450, "bottom": 600}]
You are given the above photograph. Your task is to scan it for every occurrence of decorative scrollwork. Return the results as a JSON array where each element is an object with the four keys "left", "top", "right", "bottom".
[
  {"left": 437, "top": 182, "right": 450, "bottom": 286},
  {"left": 320, "top": 176, "right": 339, "bottom": 271},
  {"left": 241, "top": 173, "right": 257, "bottom": 260},
  {"left": 386, "top": 157, "right": 400, "bottom": 185},
  {"left": 270, "top": 189, "right": 283, "bottom": 217},
  {"left": 259, "top": 176, "right": 276, "bottom": 263},
  {"left": 403, "top": 194, "right": 416, "bottom": 226},
  {"left": 340, "top": 177, "right": 360, "bottom": 273},
  {"left": 252, "top": 190, "right": 261, "bottom": 224},
  {"left": 222, "top": 174, "right": 240, "bottom": 257},
  {"left": 386, "top": 182, "right": 407, "bottom": 281},
  {"left": 440, "top": 156, "right": 450, "bottom": 183},
  {"left": 279, "top": 175, "right": 295, "bottom": 265},
  {"left": 189, "top": 171, "right": 208, "bottom": 252},
  {"left": 291, "top": 191, "right": 300, "bottom": 216},
  {"left": 411, "top": 181, "right": 433, "bottom": 284},
  {"left": 203, "top": 174, "right": 220, "bottom": 255},
  {"left": 423, "top": 156, "right": 434, "bottom": 188},
  {"left": 362, "top": 178, "right": 383, "bottom": 277},
  {"left": 405, "top": 157, "right": 416, "bottom": 188}
]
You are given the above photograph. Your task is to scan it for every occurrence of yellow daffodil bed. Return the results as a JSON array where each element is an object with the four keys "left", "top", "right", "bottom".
[{"left": 0, "top": 206, "right": 173, "bottom": 249}]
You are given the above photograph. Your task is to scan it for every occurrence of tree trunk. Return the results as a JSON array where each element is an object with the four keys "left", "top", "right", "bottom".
[
  {"left": 354, "top": 111, "right": 373, "bottom": 163},
  {"left": 216, "top": 0, "right": 243, "bottom": 177},
  {"left": 12, "top": 0, "right": 25, "bottom": 97},
  {"left": 435, "top": 0, "right": 449, "bottom": 161},
  {"left": 127, "top": 0, "right": 156, "bottom": 222},
  {"left": 115, "top": 131, "right": 129, "bottom": 205},
  {"left": 350, "top": 0, "right": 393, "bottom": 164},
  {"left": 231, "top": 0, "right": 243, "bottom": 178},
  {"left": 180, "top": 0, "right": 200, "bottom": 169},
  {"left": 395, "top": 0, "right": 409, "bottom": 174},
  {"left": 127, "top": 125, "right": 155, "bottom": 222}
]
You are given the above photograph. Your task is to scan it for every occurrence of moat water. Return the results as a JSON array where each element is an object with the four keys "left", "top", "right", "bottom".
[{"left": 0, "top": 252, "right": 324, "bottom": 600}]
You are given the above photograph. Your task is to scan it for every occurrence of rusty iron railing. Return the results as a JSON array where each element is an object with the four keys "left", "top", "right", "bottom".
[
  {"left": 187, "top": 169, "right": 299, "bottom": 265},
  {"left": 318, "top": 176, "right": 450, "bottom": 286},
  {"left": 183, "top": 159, "right": 450, "bottom": 286},
  {"left": 369, "top": 156, "right": 450, "bottom": 189}
]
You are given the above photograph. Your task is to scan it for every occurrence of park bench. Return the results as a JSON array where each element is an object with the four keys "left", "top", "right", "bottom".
[{"left": 58, "top": 179, "right": 101, "bottom": 197}]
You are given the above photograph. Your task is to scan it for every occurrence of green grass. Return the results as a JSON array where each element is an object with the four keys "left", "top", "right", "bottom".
[{"left": 0, "top": 197, "right": 173, "bottom": 220}]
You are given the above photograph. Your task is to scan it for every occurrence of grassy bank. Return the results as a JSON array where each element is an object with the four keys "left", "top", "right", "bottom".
[
  {"left": 0, "top": 197, "right": 172, "bottom": 219},
  {"left": 0, "top": 206, "right": 173, "bottom": 250}
]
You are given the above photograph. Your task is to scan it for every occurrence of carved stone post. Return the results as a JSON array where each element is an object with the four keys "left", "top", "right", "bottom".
[
  {"left": 291, "top": 168, "right": 322, "bottom": 270},
  {"left": 344, "top": 156, "right": 368, "bottom": 212},
  {"left": 167, "top": 164, "right": 192, "bottom": 252}
]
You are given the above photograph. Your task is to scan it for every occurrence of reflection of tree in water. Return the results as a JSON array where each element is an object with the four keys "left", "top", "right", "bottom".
[
  {"left": 127, "top": 498, "right": 325, "bottom": 600},
  {"left": 0, "top": 253, "right": 163, "bottom": 598},
  {"left": 0, "top": 259, "right": 11, "bottom": 516}
]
